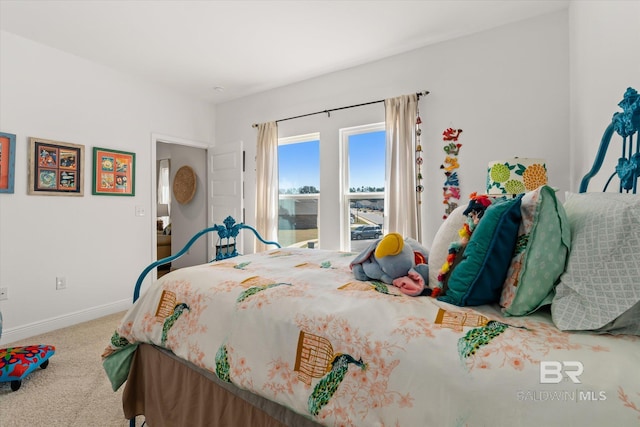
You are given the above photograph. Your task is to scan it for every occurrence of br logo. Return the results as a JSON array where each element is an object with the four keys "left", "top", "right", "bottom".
[{"left": 540, "top": 361, "right": 584, "bottom": 384}]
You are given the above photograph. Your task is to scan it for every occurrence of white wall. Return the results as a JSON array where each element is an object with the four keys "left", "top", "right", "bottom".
[
  {"left": 569, "top": 1, "right": 640, "bottom": 192},
  {"left": 0, "top": 31, "right": 214, "bottom": 344},
  {"left": 215, "top": 11, "right": 570, "bottom": 251}
]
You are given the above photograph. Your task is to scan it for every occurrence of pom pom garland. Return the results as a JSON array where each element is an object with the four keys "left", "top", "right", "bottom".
[{"left": 432, "top": 193, "right": 493, "bottom": 298}]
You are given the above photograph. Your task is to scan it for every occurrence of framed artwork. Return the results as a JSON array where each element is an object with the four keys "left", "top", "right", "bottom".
[
  {"left": 28, "top": 137, "right": 84, "bottom": 196},
  {"left": 0, "top": 132, "right": 16, "bottom": 194},
  {"left": 92, "top": 147, "right": 135, "bottom": 196}
]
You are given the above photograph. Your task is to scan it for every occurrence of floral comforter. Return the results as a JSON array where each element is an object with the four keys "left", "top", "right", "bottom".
[{"left": 103, "top": 248, "right": 640, "bottom": 426}]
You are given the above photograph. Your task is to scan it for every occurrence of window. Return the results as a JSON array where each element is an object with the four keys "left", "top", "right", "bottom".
[
  {"left": 340, "top": 124, "right": 386, "bottom": 252},
  {"left": 277, "top": 125, "right": 385, "bottom": 251},
  {"left": 278, "top": 133, "right": 320, "bottom": 248}
]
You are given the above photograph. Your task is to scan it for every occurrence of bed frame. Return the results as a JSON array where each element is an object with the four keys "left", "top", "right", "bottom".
[
  {"left": 123, "top": 88, "right": 639, "bottom": 427},
  {"left": 134, "top": 215, "right": 280, "bottom": 302},
  {"left": 580, "top": 87, "right": 639, "bottom": 192}
]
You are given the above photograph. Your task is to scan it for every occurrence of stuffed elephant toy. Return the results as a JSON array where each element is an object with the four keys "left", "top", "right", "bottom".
[{"left": 350, "top": 232, "right": 430, "bottom": 296}]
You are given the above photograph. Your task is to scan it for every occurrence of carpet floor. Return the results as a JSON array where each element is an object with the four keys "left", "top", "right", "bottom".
[{"left": 0, "top": 311, "right": 145, "bottom": 427}]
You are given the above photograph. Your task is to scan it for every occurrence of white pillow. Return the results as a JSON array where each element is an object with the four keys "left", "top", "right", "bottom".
[
  {"left": 551, "top": 192, "right": 640, "bottom": 335},
  {"left": 428, "top": 205, "right": 467, "bottom": 288}
]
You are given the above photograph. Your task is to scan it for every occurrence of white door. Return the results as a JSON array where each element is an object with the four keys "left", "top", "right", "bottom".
[{"left": 208, "top": 142, "right": 244, "bottom": 260}]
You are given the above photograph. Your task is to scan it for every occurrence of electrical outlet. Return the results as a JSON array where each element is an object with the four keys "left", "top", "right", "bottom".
[
  {"left": 56, "top": 277, "right": 67, "bottom": 290},
  {"left": 0, "top": 287, "right": 7, "bottom": 301}
]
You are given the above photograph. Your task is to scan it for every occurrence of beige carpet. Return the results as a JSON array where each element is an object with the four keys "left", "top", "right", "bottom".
[{"left": 0, "top": 312, "right": 145, "bottom": 427}]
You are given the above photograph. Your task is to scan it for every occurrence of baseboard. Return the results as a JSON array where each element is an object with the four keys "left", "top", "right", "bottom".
[{"left": 0, "top": 299, "right": 131, "bottom": 346}]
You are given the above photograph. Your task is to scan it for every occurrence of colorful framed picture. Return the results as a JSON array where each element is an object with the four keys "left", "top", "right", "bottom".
[
  {"left": 28, "top": 137, "right": 84, "bottom": 196},
  {"left": 0, "top": 132, "right": 16, "bottom": 194},
  {"left": 92, "top": 147, "right": 135, "bottom": 196}
]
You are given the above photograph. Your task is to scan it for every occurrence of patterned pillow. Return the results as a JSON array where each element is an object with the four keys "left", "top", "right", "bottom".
[
  {"left": 438, "top": 196, "right": 522, "bottom": 306},
  {"left": 500, "top": 186, "right": 571, "bottom": 316},
  {"left": 428, "top": 205, "right": 467, "bottom": 288},
  {"left": 551, "top": 193, "right": 640, "bottom": 335}
]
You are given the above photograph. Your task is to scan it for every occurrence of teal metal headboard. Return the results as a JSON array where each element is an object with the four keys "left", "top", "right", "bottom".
[
  {"left": 133, "top": 215, "right": 280, "bottom": 302},
  {"left": 580, "top": 87, "right": 640, "bottom": 193}
]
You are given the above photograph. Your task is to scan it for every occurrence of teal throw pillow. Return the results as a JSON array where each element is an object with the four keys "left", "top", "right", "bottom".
[{"left": 438, "top": 196, "right": 522, "bottom": 306}]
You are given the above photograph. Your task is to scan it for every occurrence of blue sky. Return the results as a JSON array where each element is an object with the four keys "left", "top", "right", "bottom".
[{"left": 278, "top": 130, "right": 386, "bottom": 191}]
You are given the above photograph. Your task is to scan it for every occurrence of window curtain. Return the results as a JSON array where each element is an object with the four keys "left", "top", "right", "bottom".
[
  {"left": 384, "top": 94, "right": 420, "bottom": 240},
  {"left": 157, "top": 159, "right": 171, "bottom": 205},
  {"left": 157, "top": 159, "right": 171, "bottom": 229},
  {"left": 255, "top": 121, "right": 279, "bottom": 252}
]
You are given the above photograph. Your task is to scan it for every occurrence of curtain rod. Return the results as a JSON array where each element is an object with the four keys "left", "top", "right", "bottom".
[{"left": 252, "top": 90, "right": 429, "bottom": 128}]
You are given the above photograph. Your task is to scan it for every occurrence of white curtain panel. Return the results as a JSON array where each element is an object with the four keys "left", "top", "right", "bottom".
[
  {"left": 255, "top": 121, "right": 279, "bottom": 252},
  {"left": 157, "top": 159, "right": 171, "bottom": 205},
  {"left": 384, "top": 94, "right": 420, "bottom": 240}
]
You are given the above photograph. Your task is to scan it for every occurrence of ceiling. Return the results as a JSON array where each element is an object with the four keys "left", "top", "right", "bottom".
[{"left": 0, "top": 0, "right": 569, "bottom": 105}]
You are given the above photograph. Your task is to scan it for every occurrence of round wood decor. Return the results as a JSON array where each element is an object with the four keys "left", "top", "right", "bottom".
[{"left": 173, "top": 165, "right": 197, "bottom": 204}]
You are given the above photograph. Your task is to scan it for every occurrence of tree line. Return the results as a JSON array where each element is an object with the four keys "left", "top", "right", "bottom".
[{"left": 279, "top": 185, "right": 384, "bottom": 194}]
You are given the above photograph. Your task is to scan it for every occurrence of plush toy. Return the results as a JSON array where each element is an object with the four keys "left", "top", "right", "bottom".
[{"left": 350, "top": 232, "right": 430, "bottom": 296}]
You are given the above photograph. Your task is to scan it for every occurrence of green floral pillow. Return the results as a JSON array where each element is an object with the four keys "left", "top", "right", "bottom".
[{"left": 500, "top": 186, "right": 570, "bottom": 316}]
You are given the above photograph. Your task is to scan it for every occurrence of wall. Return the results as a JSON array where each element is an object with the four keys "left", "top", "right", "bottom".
[
  {"left": 569, "top": 1, "right": 640, "bottom": 192},
  {"left": 215, "top": 11, "right": 570, "bottom": 251},
  {"left": 0, "top": 31, "right": 214, "bottom": 344}
]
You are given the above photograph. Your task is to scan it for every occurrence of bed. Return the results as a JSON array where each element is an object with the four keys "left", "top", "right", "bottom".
[{"left": 103, "top": 87, "right": 640, "bottom": 427}]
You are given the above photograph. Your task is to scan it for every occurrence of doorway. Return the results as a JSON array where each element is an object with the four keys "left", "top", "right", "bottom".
[{"left": 152, "top": 134, "right": 208, "bottom": 272}]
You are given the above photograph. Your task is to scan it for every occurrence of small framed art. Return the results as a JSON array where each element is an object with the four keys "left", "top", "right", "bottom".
[
  {"left": 92, "top": 147, "right": 135, "bottom": 196},
  {"left": 28, "top": 137, "right": 84, "bottom": 196},
  {"left": 0, "top": 132, "right": 16, "bottom": 194}
]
